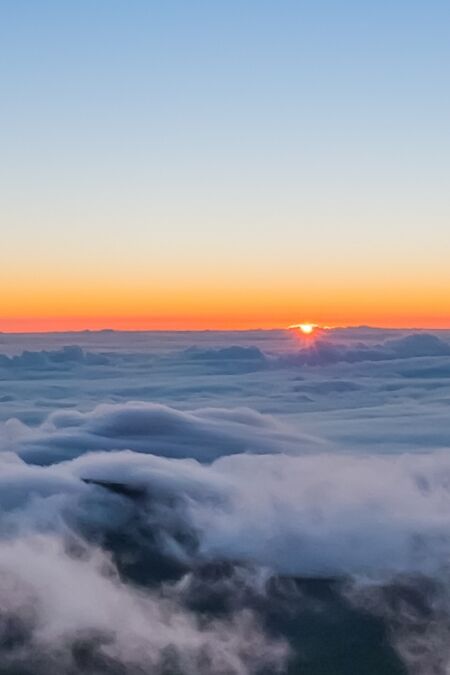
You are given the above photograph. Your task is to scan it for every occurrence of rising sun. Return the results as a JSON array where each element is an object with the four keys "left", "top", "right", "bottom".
[{"left": 289, "top": 323, "right": 318, "bottom": 335}]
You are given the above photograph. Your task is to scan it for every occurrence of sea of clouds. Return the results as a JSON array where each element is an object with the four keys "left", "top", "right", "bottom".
[{"left": 1, "top": 327, "right": 450, "bottom": 674}]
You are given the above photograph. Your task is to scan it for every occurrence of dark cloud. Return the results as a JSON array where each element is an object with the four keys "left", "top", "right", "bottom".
[
  {"left": 180, "top": 346, "right": 268, "bottom": 373},
  {"left": 0, "top": 346, "right": 109, "bottom": 369},
  {"left": 283, "top": 333, "right": 450, "bottom": 366}
]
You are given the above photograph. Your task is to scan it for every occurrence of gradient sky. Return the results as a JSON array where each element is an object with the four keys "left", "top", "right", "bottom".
[{"left": 1, "top": 0, "right": 449, "bottom": 331}]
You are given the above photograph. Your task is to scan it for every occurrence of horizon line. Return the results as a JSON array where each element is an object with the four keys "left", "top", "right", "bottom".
[{"left": 1, "top": 324, "right": 449, "bottom": 336}]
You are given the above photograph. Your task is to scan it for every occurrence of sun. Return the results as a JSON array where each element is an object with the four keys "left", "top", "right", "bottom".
[
  {"left": 288, "top": 322, "right": 319, "bottom": 335},
  {"left": 299, "top": 323, "right": 315, "bottom": 334}
]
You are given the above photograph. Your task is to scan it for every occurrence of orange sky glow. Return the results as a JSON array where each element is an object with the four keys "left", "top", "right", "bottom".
[
  {"left": 1, "top": 305, "right": 449, "bottom": 333},
  {"left": 1, "top": 285, "right": 450, "bottom": 331},
  {"left": 2, "top": 260, "right": 449, "bottom": 333}
]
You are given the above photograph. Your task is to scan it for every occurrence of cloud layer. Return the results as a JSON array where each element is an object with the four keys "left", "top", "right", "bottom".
[{"left": 2, "top": 327, "right": 450, "bottom": 674}]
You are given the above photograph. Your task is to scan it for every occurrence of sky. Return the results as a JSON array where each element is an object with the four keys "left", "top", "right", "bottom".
[{"left": 1, "top": 0, "right": 449, "bottom": 331}]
